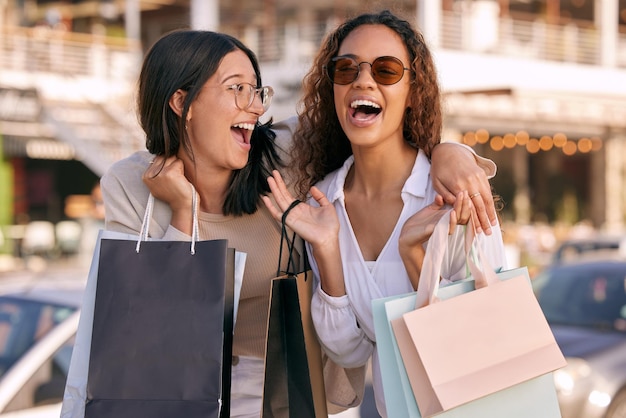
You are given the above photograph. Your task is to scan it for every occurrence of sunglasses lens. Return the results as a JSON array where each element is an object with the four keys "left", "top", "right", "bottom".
[
  {"left": 329, "top": 58, "right": 359, "bottom": 85},
  {"left": 327, "top": 56, "right": 408, "bottom": 85},
  {"left": 371, "top": 57, "right": 405, "bottom": 85}
]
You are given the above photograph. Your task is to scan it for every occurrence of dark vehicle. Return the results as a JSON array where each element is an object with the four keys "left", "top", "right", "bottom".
[{"left": 533, "top": 260, "right": 626, "bottom": 418}]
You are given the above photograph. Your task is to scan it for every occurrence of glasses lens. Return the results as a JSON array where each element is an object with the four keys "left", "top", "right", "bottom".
[
  {"left": 232, "top": 84, "right": 273, "bottom": 111},
  {"left": 259, "top": 86, "right": 274, "bottom": 111},
  {"left": 329, "top": 57, "right": 359, "bottom": 85},
  {"left": 231, "top": 84, "right": 248, "bottom": 110},
  {"left": 371, "top": 57, "right": 406, "bottom": 85}
]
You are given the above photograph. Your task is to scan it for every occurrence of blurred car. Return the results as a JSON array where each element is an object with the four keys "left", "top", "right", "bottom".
[
  {"left": 551, "top": 235, "right": 626, "bottom": 264},
  {"left": 533, "top": 260, "right": 626, "bottom": 418},
  {"left": 0, "top": 279, "right": 83, "bottom": 418}
]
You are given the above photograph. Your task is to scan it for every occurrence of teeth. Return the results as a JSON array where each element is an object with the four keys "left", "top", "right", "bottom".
[
  {"left": 350, "top": 100, "right": 380, "bottom": 109},
  {"left": 232, "top": 123, "right": 255, "bottom": 130}
]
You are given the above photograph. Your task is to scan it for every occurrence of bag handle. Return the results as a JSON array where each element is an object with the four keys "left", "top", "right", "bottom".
[
  {"left": 414, "top": 209, "right": 499, "bottom": 309},
  {"left": 136, "top": 183, "right": 199, "bottom": 254},
  {"left": 276, "top": 199, "right": 302, "bottom": 276}
]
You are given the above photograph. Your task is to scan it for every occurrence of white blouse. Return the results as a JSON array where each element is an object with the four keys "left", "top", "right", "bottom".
[{"left": 308, "top": 151, "right": 507, "bottom": 417}]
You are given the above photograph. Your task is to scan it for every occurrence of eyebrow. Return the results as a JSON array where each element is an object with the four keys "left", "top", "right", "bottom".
[
  {"left": 221, "top": 73, "right": 258, "bottom": 85},
  {"left": 335, "top": 54, "right": 358, "bottom": 60}
]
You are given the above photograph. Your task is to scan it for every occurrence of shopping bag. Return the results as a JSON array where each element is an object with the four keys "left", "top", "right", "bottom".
[
  {"left": 390, "top": 210, "right": 566, "bottom": 417},
  {"left": 262, "top": 200, "right": 327, "bottom": 418},
  {"left": 376, "top": 280, "right": 562, "bottom": 417},
  {"left": 84, "top": 237, "right": 231, "bottom": 418},
  {"left": 373, "top": 292, "right": 421, "bottom": 418},
  {"left": 61, "top": 190, "right": 245, "bottom": 418}
]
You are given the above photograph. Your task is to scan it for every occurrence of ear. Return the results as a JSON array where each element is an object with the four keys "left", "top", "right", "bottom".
[{"left": 168, "top": 89, "right": 189, "bottom": 118}]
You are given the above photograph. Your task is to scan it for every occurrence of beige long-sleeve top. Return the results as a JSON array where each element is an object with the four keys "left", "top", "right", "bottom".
[{"left": 100, "top": 118, "right": 298, "bottom": 359}]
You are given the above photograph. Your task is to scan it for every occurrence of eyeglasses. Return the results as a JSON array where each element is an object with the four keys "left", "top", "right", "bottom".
[
  {"left": 325, "top": 56, "right": 411, "bottom": 85},
  {"left": 226, "top": 83, "right": 274, "bottom": 111}
]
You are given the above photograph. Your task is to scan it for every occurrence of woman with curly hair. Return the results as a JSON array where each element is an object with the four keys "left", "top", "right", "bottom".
[{"left": 264, "top": 10, "right": 507, "bottom": 417}]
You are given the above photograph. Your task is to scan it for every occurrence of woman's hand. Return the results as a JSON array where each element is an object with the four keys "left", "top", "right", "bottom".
[
  {"left": 399, "top": 192, "right": 470, "bottom": 289},
  {"left": 142, "top": 156, "right": 196, "bottom": 234},
  {"left": 262, "top": 170, "right": 339, "bottom": 248},
  {"left": 262, "top": 170, "right": 346, "bottom": 296},
  {"left": 430, "top": 143, "right": 497, "bottom": 235}
]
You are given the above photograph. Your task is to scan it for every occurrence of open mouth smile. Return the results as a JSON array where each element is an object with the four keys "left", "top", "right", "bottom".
[{"left": 350, "top": 99, "right": 382, "bottom": 123}]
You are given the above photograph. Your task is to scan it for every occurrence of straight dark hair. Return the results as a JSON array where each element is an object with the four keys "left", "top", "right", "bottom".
[{"left": 137, "top": 29, "right": 282, "bottom": 215}]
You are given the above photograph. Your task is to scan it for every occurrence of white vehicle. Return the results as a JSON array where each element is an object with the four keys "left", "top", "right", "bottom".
[{"left": 0, "top": 279, "right": 83, "bottom": 417}]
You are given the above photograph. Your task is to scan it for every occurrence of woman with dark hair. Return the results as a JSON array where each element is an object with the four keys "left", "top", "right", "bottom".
[
  {"left": 263, "top": 10, "right": 507, "bottom": 417},
  {"left": 101, "top": 28, "right": 499, "bottom": 417}
]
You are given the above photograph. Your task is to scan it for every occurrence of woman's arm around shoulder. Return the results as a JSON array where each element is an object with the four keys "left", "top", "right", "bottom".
[{"left": 430, "top": 142, "right": 498, "bottom": 235}]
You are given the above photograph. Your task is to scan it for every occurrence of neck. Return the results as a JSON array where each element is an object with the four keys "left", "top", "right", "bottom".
[
  {"left": 182, "top": 160, "right": 232, "bottom": 215},
  {"left": 347, "top": 143, "right": 418, "bottom": 198}
]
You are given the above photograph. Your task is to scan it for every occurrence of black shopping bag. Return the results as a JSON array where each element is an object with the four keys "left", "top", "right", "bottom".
[
  {"left": 85, "top": 238, "right": 234, "bottom": 418},
  {"left": 262, "top": 270, "right": 327, "bottom": 418},
  {"left": 262, "top": 199, "right": 327, "bottom": 418}
]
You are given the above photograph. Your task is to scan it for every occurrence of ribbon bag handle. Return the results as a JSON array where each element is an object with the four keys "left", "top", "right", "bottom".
[
  {"left": 136, "top": 184, "right": 199, "bottom": 254},
  {"left": 414, "top": 209, "right": 500, "bottom": 309}
]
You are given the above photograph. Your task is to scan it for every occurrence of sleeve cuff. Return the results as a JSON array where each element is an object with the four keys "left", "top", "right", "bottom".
[
  {"left": 456, "top": 143, "right": 497, "bottom": 179},
  {"left": 316, "top": 287, "right": 351, "bottom": 308}
]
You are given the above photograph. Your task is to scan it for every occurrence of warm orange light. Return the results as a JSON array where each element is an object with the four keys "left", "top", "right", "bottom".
[
  {"left": 516, "top": 131, "right": 529, "bottom": 145},
  {"left": 490, "top": 135, "right": 504, "bottom": 151},
  {"left": 553, "top": 133, "right": 567, "bottom": 148},
  {"left": 562, "top": 141, "right": 577, "bottom": 156},
  {"left": 503, "top": 133, "right": 516, "bottom": 148},
  {"left": 591, "top": 137, "right": 603, "bottom": 151},
  {"left": 539, "top": 135, "right": 553, "bottom": 151},
  {"left": 463, "top": 131, "right": 477, "bottom": 146},
  {"left": 476, "top": 129, "right": 490, "bottom": 144},
  {"left": 578, "top": 138, "right": 592, "bottom": 153},
  {"left": 527, "top": 138, "right": 540, "bottom": 153}
]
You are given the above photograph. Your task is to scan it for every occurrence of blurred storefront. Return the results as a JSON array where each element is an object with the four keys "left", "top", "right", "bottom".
[{"left": 0, "top": 0, "right": 626, "bottom": 262}]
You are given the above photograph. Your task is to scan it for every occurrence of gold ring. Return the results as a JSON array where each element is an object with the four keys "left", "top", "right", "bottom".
[{"left": 470, "top": 192, "right": 481, "bottom": 199}]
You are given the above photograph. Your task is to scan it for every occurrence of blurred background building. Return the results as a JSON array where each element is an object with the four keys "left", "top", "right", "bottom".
[{"left": 0, "top": 0, "right": 625, "bottom": 269}]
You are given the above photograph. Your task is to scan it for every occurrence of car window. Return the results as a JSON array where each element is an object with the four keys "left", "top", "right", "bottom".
[
  {"left": 0, "top": 297, "right": 76, "bottom": 378},
  {"left": 537, "top": 268, "right": 626, "bottom": 331},
  {"left": 2, "top": 334, "right": 75, "bottom": 413}
]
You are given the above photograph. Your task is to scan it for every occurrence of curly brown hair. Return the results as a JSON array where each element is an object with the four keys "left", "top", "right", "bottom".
[{"left": 291, "top": 10, "right": 442, "bottom": 197}]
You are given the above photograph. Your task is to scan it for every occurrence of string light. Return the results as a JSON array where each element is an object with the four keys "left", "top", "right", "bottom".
[
  {"left": 527, "top": 138, "right": 541, "bottom": 153},
  {"left": 503, "top": 133, "right": 516, "bottom": 148},
  {"left": 563, "top": 141, "right": 577, "bottom": 155},
  {"left": 476, "top": 129, "right": 490, "bottom": 144},
  {"left": 515, "top": 131, "right": 529, "bottom": 145},
  {"left": 539, "top": 135, "right": 554, "bottom": 151},
  {"left": 578, "top": 138, "right": 592, "bottom": 153},
  {"left": 463, "top": 129, "right": 603, "bottom": 156},
  {"left": 553, "top": 133, "right": 567, "bottom": 147},
  {"left": 463, "top": 131, "right": 477, "bottom": 146},
  {"left": 490, "top": 135, "right": 504, "bottom": 151}
]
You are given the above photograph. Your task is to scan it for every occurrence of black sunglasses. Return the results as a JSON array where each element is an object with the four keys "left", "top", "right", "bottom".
[{"left": 324, "top": 55, "right": 411, "bottom": 85}]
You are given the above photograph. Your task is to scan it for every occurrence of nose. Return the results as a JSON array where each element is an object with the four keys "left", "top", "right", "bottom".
[
  {"left": 248, "top": 93, "right": 265, "bottom": 115},
  {"left": 354, "top": 62, "right": 376, "bottom": 87}
]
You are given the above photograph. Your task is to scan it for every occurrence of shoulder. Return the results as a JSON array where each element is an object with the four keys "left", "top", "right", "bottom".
[
  {"left": 101, "top": 151, "right": 153, "bottom": 196},
  {"left": 100, "top": 151, "right": 161, "bottom": 234},
  {"left": 309, "top": 160, "right": 350, "bottom": 203},
  {"left": 271, "top": 116, "right": 297, "bottom": 154}
]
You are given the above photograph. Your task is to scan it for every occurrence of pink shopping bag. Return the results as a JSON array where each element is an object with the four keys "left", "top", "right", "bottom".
[{"left": 392, "top": 210, "right": 566, "bottom": 417}]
